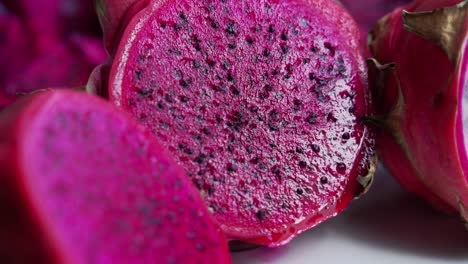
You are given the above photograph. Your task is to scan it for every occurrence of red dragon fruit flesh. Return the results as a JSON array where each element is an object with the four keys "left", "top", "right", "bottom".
[
  {"left": 0, "top": 90, "right": 231, "bottom": 263},
  {"left": 99, "top": 0, "right": 376, "bottom": 246},
  {"left": 369, "top": 0, "right": 468, "bottom": 223}
]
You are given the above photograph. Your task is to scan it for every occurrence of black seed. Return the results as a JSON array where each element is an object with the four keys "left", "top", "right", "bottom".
[
  {"left": 193, "top": 60, "right": 201, "bottom": 68},
  {"left": 165, "top": 95, "right": 173, "bottom": 103},
  {"left": 226, "top": 22, "right": 237, "bottom": 36},
  {"left": 246, "top": 36, "right": 254, "bottom": 44},
  {"left": 228, "top": 43, "right": 236, "bottom": 49},
  {"left": 157, "top": 102, "right": 164, "bottom": 109},
  {"left": 263, "top": 49, "right": 270, "bottom": 57},
  {"left": 269, "top": 109, "right": 278, "bottom": 118},
  {"left": 293, "top": 99, "right": 302, "bottom": 107},
  {"left": 306, "top": 113, "right": 318, "bottom": 125},
  {"left": 299, "top": 161, "right": 307, "bottom": 168},
  {"left": 222, "top": 60, "right": 231, "bottom": 70},
  {"left": 230, "top": 86, "right": 240, "bottom": 95},
  {"left": 269, "top": 143, "right": 277, "bottom": 148},
  {"left": 259, "top": 92, "right": 268, "bottom": 100},
  {"left": 296, "top": 147, "right": 303, "bottom": 154},
  {"left": 179, "top": 13, "right": 188, "bottom": 24},
  {"left": 342, "top": 132, "right": 350, "bottom": 140},
  {"left": 180, "top": 96, "right": 189, "bottom": 103},
  {"left": 208, "top": 18, "right": 219, "bottom": 29},
  {"left": 227, "top": 73, "right": 234, "bottom": 82},
  {"left": 303, "top": 58, "right": 311, "bottom": 64},
  {"left": 250, "top": 106, "right": 259, "bottom": 113},
  {"left": 206, "top": 59, "right": 215, "bottom": 68},
  {"left": 202, "top": 128, "right": 211, "bottom": 135},
  {"left": 296, "top": 188, "right": 304, "bottom": 195},
  {"left": 215, "top": 116, "right": 222, "bottom": 123},
  {"left": 137, "top": 88, "right": 152, "bottom": 97},
  {"left": 311, "top": 46, "right": 318, "bottom": 53},
  {"left": 268, "top": 25, "right": 275, "bottom": 33},
  {"left": 337, "top": 163, "right": 346, "bottom": 172},
  {"left": 179, "top": 79, "right": 190, "bottom": 88},
  {"left": 272, "top": 68, "right": 280, "bottom": 75},
  {"left": 320, "top": 176, "right": 328, "bottom": 184},
  {"left": 227, "top": 163, "right": 236, "bottom": 172},
  {"left": 135, "top": 70, "right": 142, "bottom": 80},
  {"left": 312, "top": 144, "right": 320, "bottom": 153},
  {"left": 281, "top": 32, "right": 288, "bottom": 41},
  {"left": 184, "top": 148, "right": 193, "bottom": 155},
  {"left": 284, "top": 74, "right": 291, "bottom": 79},
  {"left": 281, "top": 45, "right": 289, "bottom": 53},
  {"left": 194, "top": 154, "right": 207, "bottom": 164},
  {"left": 256, "top": 209, "right": 267, "bottom": 220},
  {"left": 337, "top": 65, "right": 346, "bottom": 74},
  {"left": 246, "top": 146, "right": 253, "bottom": 153},
  {"left": 309, "top": 73, "right": 316, "bottom": 80},
  {"left": 264, "top": 84, "right": 273, "bottom": 91}
]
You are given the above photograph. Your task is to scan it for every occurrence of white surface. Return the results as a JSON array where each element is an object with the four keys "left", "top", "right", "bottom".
[{"left": 232, "top": 165, "right": 468, "bottom": 264}]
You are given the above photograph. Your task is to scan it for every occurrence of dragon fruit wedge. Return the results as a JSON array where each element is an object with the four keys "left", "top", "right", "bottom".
[
  {"left": 97, "top": 0, "right": 377, "bottom": 246},
  {"left": 368, "top": 0, "right": 468, "bottom": 222},
  {"left": 0, "top": 90, "right": 231, "bottom": 263}
]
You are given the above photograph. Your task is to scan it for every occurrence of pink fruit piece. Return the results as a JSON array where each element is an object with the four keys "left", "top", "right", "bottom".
[
  {"left": 368, "top": 0, "right": 468, "bottom": 221},
  {"left": 103, "top": 0, "right": 376, "bottom": 246},
  {"left": 2, "top": 34, "right": 107, "bottom": 97},
  {"left": 0, "top": 90, "right": 231, "bottom": 263}
]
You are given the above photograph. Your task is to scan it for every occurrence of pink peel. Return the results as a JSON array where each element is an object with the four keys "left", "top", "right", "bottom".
[{"left": 370, "top": 0, "right": 468, "bottom": 222}]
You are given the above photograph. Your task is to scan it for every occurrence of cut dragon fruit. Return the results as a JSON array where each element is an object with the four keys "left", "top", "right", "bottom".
[{"left": 0, "top": 90, "right": 231, "bottom": 263}]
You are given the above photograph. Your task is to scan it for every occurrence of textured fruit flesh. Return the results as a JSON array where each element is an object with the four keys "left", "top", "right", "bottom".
[
  {"left": 0, "top": 91, "right": 231, "bottom": 263},
  {"left": 110, "top": 0, "right": 374, "bottom": 245},
  {"left": 370, "top": 0, "right": 468, "bottom": 213}
]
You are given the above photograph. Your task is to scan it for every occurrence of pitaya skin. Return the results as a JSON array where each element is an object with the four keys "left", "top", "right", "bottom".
[
  {"left": 369, "top": 0, "right": 468, "bottom": 221},
  {"left": 99, "top": 0, "right": 377, "bottom": 246},
  {"left": 0, "top": 90, "right": 231, "bottom": 263},
  {"left": 339, "top": 0, "right": 411, "bottom": 54}
]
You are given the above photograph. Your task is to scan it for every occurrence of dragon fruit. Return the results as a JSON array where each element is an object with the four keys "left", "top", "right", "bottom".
[
  {"left": 96, "top": 0, "right": 376, "bottom": 246},
  {"left": 0, "top": 1, "right": 106, "bottom": 101},
  {"left": 339, "top": 0, "right": 411, "bottom": 53},
  {"left": 368, "top": 0, "right": 468, "bottom": 221},
  {"left": 0, "top": 90, "right": 231, "bottom": 263},
  {"left": 1, "top": 0, "right": 101, "bottom": 51}
]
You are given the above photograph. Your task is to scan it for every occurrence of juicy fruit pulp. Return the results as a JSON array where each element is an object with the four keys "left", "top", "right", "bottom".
[
  {"left": 108, "top": 0, "right": 375, "bottom": 245},
  {"left": 0, "top": 91, "right": 231, "bottom": 263},
  {"left": 369, "top": 0, "right": 468, "bottom": 219}
]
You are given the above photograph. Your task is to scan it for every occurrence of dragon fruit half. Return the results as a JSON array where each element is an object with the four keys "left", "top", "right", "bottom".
[
  {"left": 369, "top": 0, "right": 468, "bottom": 223},
  {"left": 0, "top": 90, "right": 231, "bottom": 263},
  {"left": 94, "top": 0, "right": 377, "bottom": 246}
]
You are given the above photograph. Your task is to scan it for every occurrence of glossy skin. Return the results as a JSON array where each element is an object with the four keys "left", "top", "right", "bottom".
[
  {"left": 370, "top": 0, "right": 468, "bottom": 215},
  {"left": 107, "top": 0, "right": 375, "bottom": 245},
  {"left": 339, "top": 0, "right": 411, "bottom": 54},
  {"left": 0, "top": 91, "right": 231, "bottom": 263}
]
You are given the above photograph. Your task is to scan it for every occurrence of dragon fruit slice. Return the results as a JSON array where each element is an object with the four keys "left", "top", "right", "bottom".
[
  {"left": 0, "top": 90, "right": 231, "bottom": 263},
  {"left": 369, "top": 0, "right": 468, "bottom": 221},
  {"left": 101, "top": 0, "right": 376, "bottom": 245}
]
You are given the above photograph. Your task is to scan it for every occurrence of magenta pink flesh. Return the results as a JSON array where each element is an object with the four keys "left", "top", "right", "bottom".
[
  {"left": 110, "top": 0, "right": 373, "bottom": 244},
  {"left": 0, "top": 91, "right": 231, "bottom": 263}
]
